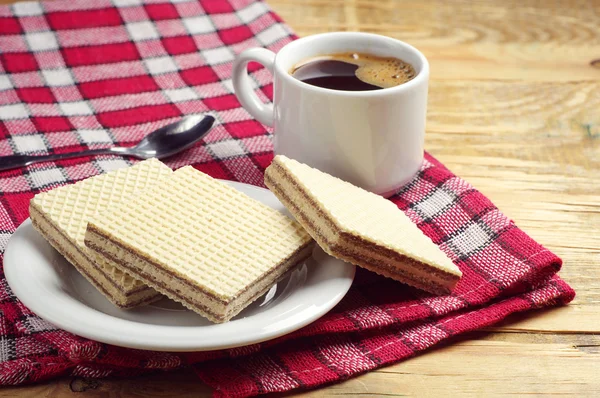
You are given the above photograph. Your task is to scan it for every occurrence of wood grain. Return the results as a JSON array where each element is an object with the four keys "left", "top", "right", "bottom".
[
  {"left": 1, "top": 333, "right": 599, "bottom": 397},
  {"left": 271, "top": 0, "right": 600, "bottom": 81},
  {"left": 0, "top": 0, "right": 598, "bottom": 396},
  {"left": 291, "top": 333, "right": 600, "bottom": 397}
]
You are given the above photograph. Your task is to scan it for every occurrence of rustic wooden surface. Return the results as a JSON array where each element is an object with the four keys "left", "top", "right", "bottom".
[{"left": 1, "top": 0, "right": 599, "bottom": 396}]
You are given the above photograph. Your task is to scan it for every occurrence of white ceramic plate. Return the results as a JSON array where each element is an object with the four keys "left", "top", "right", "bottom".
[{"left": 4, "top": 180, "right": 355, "bottom": 352}]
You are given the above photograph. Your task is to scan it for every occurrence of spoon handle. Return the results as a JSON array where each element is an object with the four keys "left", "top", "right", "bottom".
[{"left": 0, "top": 147, "right": 131, "bottom": 171}]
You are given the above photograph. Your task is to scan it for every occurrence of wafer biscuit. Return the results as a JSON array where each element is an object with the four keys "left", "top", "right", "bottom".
[
  {"left": 85, "top": 166, "right": 314, "bottom": 323},
  {"left": 30, "top": 159, "right": 171, "bottom": 308},
  {"left": 264, "top": 155, "right": 462, "bottom": 295}
]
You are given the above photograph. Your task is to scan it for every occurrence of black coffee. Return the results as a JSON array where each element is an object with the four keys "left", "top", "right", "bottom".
[
  {"left": 290, "top": 52, "right": 416, "bottom": 91},
  {"left": 298, "top": 73, "right": 382, "bottom": 91}
]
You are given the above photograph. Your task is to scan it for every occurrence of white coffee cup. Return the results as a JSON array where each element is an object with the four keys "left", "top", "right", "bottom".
[{"left": 232, "top": 32, "right": 429, "bottom": 197}]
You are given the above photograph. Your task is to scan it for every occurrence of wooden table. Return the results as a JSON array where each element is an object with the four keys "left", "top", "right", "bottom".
[{"left": 2, "top": 0, "right": 599, "bottom": 396}]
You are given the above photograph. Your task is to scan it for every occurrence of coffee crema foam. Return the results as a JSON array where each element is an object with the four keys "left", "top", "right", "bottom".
[{"left": 308, "top": 52, "right": 416, "bottom": 89}]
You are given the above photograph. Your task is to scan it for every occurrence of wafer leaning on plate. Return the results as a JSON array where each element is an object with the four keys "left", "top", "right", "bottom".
[
  {"left": 84, "top": 166, "right": 314, "bottom": 323},
  {"left": 264, "top": 155, "right": 462, "bottom": 295},
  {"left": 30, "top": 159, "right": 172, "bottom": 308}
]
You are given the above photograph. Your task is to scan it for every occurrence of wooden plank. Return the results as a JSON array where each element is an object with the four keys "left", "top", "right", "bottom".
[
  {"left": 270, "top": 0, "right": 600, "bottom": 81},
  {"left": 488, "top": 306, "right": 600, "bottom": 334},
  {"left": 427, "top": 81, "right": 600, "bottom": 140},
  {"left": 294, "top": 334, "right": 600, "bottom": 397},
  {"left": 1, "top": 333, "right": 598, "bottom": 397}
]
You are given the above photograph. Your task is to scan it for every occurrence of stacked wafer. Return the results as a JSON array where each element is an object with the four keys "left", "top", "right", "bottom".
[
  {"left": 30, "top": 159, "right": 171, "bottom": 308},
  {"left": 31, "top": 152, "right": 460, "bottom": 323},
  {"left": 84, "top": 166, "right": 314, "bottom": 323},
  {"left": 265, "top": 155, "right": 462, "bottom": 295}
]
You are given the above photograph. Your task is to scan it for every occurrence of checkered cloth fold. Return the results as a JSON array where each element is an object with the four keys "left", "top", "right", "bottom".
[{"left": 0, "top": 0, "right": 574, "bottom": 395}]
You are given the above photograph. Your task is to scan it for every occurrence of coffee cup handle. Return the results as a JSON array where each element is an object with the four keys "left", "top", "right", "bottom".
[{"left": 232, "top": 48, "right": 276, "bottom": 127}]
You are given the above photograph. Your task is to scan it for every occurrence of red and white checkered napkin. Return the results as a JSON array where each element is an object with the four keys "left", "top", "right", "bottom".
[{"left": 0, "top": 0, "right": 574, "bottom": 395}]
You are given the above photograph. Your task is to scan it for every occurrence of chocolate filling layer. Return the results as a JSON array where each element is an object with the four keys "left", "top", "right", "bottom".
[
  {"left": 87, "top": 240, "right": 228, "bottom": 322},
  {"left": 329, "top": 244, "right": 451, "bottom": 295},
  {"left": 265, "top": 171, "right": 456, "bottom": 294},
  {"left": 87, "top": 235, "right": 310, "bottom": 322},
  {"left": 266, "top": 178, "right": 450, "bottom": 294},
  {"left": 31, "top": 218, "right": 158, "bottom": 308},
  {"left": 267, "top": 161, "right": 459, "bottom": 281},
  {"left": 30, "top": 205, "right": 150, "bottom": 296},
  {"left": 86, "top": 224, "right": 312, "bottom": 306}
]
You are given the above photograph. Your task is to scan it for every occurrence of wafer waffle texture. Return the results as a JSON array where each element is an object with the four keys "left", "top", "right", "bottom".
[
  {"left": 29, "top": 158, "right": 172, "bottom": 308},
  {"left": 264, "top": 155, "right": 462, "bottom": 295},
  {"left": 85, "top": 166, "right": 314, "bottom": 323}
]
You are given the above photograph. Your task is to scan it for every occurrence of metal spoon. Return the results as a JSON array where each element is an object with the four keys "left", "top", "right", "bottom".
[{"left": 0, "top": 115, "right": 215, "bottom": 171}]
